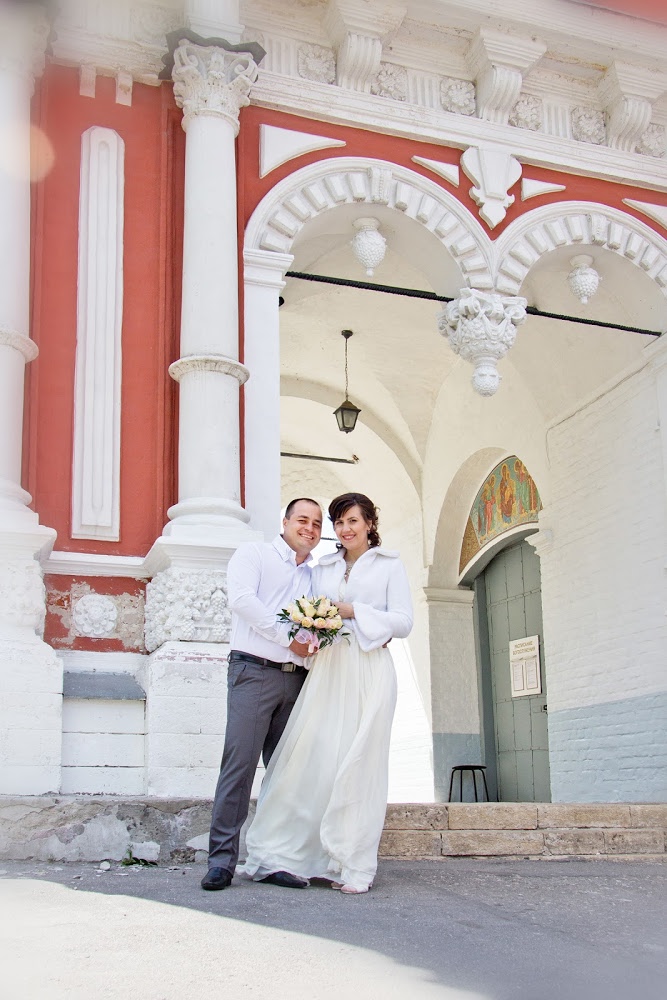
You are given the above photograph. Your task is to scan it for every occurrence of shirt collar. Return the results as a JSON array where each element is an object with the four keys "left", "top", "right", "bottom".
[{"left": 273, "top": 534, "right": 313, "bottom": 567}]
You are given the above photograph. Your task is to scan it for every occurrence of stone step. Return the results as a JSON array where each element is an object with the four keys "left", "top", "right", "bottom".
[{"left": 0, "top": 797, "right": 665, "bottom": 863}]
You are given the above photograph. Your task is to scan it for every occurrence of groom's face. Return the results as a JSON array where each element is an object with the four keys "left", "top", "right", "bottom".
[{"left": 282, "top": 501, "right": 322, "bottom": 556}]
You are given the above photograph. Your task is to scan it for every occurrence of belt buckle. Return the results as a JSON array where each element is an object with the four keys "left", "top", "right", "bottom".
[{"left": 282, "top": 663, "right": 296, "bottom": 673}]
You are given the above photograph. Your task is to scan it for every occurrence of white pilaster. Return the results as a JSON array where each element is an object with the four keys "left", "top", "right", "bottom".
[
  {"left": 243, "top": 249, "right": 293, "bottom": 539},
  {"left": 185, "top": 0, "right": 244, "bottom": 43},
  {"left": 0, "top": 4, "right": 62, "bottom": 795}
]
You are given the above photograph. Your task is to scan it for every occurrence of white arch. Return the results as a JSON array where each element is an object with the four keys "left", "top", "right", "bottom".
[
  {"left": 492, "top": 201, "right": 667, "bottom": 303},
  {"left": 244, "top": 156, "right": 494, "bottom": 289}
]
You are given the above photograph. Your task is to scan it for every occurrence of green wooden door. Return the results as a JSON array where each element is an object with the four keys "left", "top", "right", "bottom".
[{"left": 481, "top": 541, "right": 551, "bottom": 802}]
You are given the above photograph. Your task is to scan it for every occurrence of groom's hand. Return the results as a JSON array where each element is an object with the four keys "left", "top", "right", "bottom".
[{"left": 289, "top": 638, "right": 312, "bottom": 657}]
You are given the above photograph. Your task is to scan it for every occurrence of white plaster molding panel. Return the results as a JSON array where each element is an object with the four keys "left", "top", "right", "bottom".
[
  {"left": 259, "top": 124, "right": 345, "bottom": 177},
  {"left": 371, "top": 62, "right": 408, "bottom": 101},
  {"left": 467, "top": 28, "right": 546, "bottom": 125},
  {"left": 493, "top": 202, "right": 667, "bottom": 297},
  {"left": 570, "top": 107, "right": 606, "bottom": 145},
  {"left": 637, "top": 124, "right": 666, "bottom": 159},
  {"left": 72, "top": 594, "right": 118, "bottom": 638},
  {"left": 438, "top": 288, "right": 528, "bottom": 397},
  {"left": 521, "top": 178, "right": 567, "bottom": 201},
  {"left": 0, "top": 557, "right": 47, "bottom": 636},
  {"left": 440, "top": 78, "right": 476, "bottom": 117},
  {"left": 72, "top": 127, "right": 124, "bottom": 542},
  {"left": 509, "top": 95, "right": 543, "bottom": 132},
  {"left": 297, "top": 43, "right": 336, "bottom": 85},
  {"left": 623, "top": 199, "right": 667, "bottom": 232},
  {"left": 144, "top": 567, "right": 232, "bottom": 651},
  {"left": 244, "top": 156, "right": 494, "bottom": 290},
  {"left": 412, "top": 156, "right": 460, "bottom": 187},
  {"left": 461, "top": 147, "right": 522, "bottom": 229}
]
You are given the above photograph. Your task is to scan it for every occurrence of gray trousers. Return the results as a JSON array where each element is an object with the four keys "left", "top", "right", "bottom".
[{"left": 208, "top": 654, "right": 306, "bottom": 872}]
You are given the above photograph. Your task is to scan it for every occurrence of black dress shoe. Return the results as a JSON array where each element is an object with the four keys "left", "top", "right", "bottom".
[
  {"left": 258, "top": 870, "right": 309, "bottom": 889},
  {"left": 201, "top": 867, "right": 234, "bottom": 891}
]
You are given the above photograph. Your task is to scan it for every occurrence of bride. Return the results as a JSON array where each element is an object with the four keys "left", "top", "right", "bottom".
[{"left": 240, "top": 492, "right": 413, "bottom": 894}]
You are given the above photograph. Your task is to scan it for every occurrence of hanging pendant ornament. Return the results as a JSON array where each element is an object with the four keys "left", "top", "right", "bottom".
[
  {"left": 350, "top": 217, "right": 387, "bottom": 277},
  {"left": 567, "top": 255, "right": 601, "bottom": 305}
]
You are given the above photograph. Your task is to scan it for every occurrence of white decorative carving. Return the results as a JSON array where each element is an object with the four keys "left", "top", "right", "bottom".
[
  {"left": 245, "top": 156, "right": 493, "bottom": 291},
  {"left": 567, "top": 254, "right": 600, "bottom": 304},
  {"left": 637, "top": 124, "right": 666, "bottom": 158},
  {"left": 521, "top": 178, "right": 566, "bottom": 201},
  {"left": 440, "top": 78, "right": 476, "bottom": 116},
  {"left": 168, "top": 355, "right": 250, "bottom": 385},
  {"left": 72, "top": 127, "right": 124, "bottom": 542},
  {"left": 0, "top": 558, "right": 47, "bottom": 636},
  {"left": 599, "top": 61, "right": 667, "bottom": 153},
  {"left": 350, "top": 218, "right": 387, "bottom": 276},
  {"left": 297, "top": 43, "right": 336, "bottom": 85},
  {"left": 131, "top": 4, "right": 181, "bottom": 48},
  {"left": 439, "top": 288, "right": 527, "bottom": 396},
  {"left": 509, "top": 95, "right": 543, "bottom": 131},
  {"left": 371, "top": 63, "right": 408, "bottom": 101},
  {"left": 336, "top": 31, "right": 382, "bottom": 93},
  {"left": 467, "top": 28, "right": 546, "bottom": 125},
  {"left": 622, "top": 199, "right": 667, "bottom": 231},
  {"left": 571, "top": 107, "right": 606, "bottom": 145},
  {"left": 461, "top": 147, "right": 522, "bottom": 229},
  {"left": 412, "top": 156, "right": 460, "bottom": 187},
  {"left": 259, "top": 124, "right": 345, "bottom": 178},
  {"left": 494, "top": 204, "right": 667, "bottom": 297},
  {"left": 144, "top": 568, "right": 232, "bottom": 652},
  {"left": 72, "top": 594, "right": 118, "bottom": 638},
  {"left": 0, "top": 326, "right": 38, "bottom": 362},
  {"left": 172, "top": 40, "right": 259, "bottom": 132},
  {"left": 116, "top": 70, "right": 133, "bottom": 106}
]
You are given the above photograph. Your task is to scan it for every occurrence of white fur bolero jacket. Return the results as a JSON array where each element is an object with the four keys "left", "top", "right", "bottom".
[{"left": 313, "top": 546, "right": 413, "bottom": 652}]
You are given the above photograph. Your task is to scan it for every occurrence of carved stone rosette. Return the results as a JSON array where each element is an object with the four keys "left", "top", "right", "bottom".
[
  {"left": 72, "top": 594, "right": 118, "bottom": 638},
  {"left": 439, "top": 289, "right": 527, "bottom": 396},
  {"left": 172, "top": 40, "right": 259, "bottom": 132},
  {"left": 0, "top": 559, "right": 47, "bottom": 636},
  {"left": 144, "top": 568, "right": 232, "bottom": 652}
]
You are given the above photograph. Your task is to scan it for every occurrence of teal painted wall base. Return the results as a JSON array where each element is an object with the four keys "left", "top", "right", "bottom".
[
  {"left": 549, "top": 693, "right": 667, "bottom": 803},
  {"left": 433, "top": 732, "right": 485, "bottom": 802}
]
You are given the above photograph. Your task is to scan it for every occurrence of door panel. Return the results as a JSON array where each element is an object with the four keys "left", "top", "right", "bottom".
[{"left": 481, "top": 540, "right": 551, "bottom": 802}]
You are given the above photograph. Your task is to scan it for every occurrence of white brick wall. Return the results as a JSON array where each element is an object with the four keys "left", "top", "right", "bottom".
[
  {"left": 537, "top": 342, "right": 667, "bottom": 801},
  {"left": 61, "top": 698, "right": 145, "bottom": 795}
]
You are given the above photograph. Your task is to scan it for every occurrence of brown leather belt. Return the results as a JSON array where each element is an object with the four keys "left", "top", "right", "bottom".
[{"left": 228, "top": 650, "right": 307, "bottom": 674}]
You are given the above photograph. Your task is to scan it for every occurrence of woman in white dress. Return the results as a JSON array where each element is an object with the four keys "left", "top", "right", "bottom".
[{"left": 240, "top": 493, "right": 413, "bottom": 894}]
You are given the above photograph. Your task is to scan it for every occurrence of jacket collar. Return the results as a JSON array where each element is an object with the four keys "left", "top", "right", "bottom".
[{"left": 317, "top": 546, "right": 398, "bottom": 567}]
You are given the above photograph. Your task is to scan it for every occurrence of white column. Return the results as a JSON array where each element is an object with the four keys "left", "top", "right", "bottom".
[
  {"left": 160, "top": 38, "right": 261, "bottom": 547},
  {"left": 243, "top": 248, "right": 293, "bottom": 538},
  {"left": 185, "top": 0, "right": 244, "bottom": 41},
  {"left": 0, "top": 5, "right": 62, "bottom": 795}
]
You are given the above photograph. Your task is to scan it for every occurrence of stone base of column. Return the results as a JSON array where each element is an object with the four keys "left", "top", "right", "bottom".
[
  {"left": 0, "top": 522, "right": 62, "bottom": 795},
  {"left": 143, "top": 641, "right": 230, "bottom": 798}
]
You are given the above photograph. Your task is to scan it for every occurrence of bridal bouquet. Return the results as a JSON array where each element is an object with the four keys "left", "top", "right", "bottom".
[{"left": 278, "top": 595, "right": 346, "bottom": 653}]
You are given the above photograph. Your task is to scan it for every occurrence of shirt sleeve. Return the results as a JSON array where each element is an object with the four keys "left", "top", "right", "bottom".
[
  {"left": 227, "top": 545, "right": 291, "bottom": 647},
  {"left": 352, "top": 559, "right": 414, "bottom": 651}
]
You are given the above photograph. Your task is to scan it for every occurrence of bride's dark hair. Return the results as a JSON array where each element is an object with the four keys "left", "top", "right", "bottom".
[{"left": 328, "top": 493, "right": 381, "bottom": 548}]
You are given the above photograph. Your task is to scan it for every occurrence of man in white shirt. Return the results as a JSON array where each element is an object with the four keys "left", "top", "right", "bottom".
[{"left": 201, "top": 498, "right": 323, "bottom": 891}]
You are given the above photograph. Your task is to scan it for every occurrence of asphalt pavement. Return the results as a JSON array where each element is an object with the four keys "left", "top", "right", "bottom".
[{"left": 1, "top": 857, "right": 665, "bottom": 1000}]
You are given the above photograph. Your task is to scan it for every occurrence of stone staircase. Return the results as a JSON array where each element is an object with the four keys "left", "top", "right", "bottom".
[
  {"left": 381, "top": 803, "right": 667, "bottom": 859},
  {"left": 1, "top": 797, "right": 665, "bottom": 862}
]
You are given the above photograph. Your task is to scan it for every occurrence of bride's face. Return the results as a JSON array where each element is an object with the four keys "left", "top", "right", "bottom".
[{"left": 333, "top": 504, "right": 371, "bottom": 557}]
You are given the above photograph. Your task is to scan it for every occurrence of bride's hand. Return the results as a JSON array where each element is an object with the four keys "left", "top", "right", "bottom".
[{"left": 336, "top": 601, "right": 355, "bottom": 619}]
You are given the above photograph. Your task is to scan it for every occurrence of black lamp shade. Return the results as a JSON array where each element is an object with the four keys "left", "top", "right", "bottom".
[{"left": 334, "top": 398, "right": 361, "bottom": 433}]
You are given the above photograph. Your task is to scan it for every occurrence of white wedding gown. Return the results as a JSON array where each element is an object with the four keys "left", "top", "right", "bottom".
[{"left": 239, "top": 608, "right": 397, "bottom": 891}]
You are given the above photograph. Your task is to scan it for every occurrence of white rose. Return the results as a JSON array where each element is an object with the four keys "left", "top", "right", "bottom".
[
  {"left": 300, "top": 602, "right": 316, "bottom": 618},
  {"left": 314, "top": 617, "right": 327, "bottom": 628},
  {"left": 290, "top": 611, "right": 302, "bottom": 623},
  {"left": 327, "top": 606, "right": 338, "bottom": 618},
  {"left": 301, "top": 616, "right": 314, "bottom": 628}
]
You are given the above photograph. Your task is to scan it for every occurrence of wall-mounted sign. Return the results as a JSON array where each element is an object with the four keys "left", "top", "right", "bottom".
[{"left": 509, "top": 635, "right": 542, "bottom": 698}]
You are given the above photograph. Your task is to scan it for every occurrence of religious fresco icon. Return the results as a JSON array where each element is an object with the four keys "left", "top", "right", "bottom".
[{"left": 459, "top": 456, "right": 541, "bottom": 574}]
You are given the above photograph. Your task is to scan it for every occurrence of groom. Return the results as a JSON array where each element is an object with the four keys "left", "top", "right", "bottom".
[{"left": 201, "top": 498, "right": 323, "bottom": 891}]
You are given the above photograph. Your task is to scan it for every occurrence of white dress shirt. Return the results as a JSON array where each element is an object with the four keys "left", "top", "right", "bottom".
[
  {"left": 313, "top": 547, "right": 413, "bottom": 651},
  {"left": 227, "top": 535, "right": 314, "bottom": 664}
]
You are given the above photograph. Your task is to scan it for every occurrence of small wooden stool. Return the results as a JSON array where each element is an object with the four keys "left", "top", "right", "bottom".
[{"left": 448, "top": 764, "right": 492, "bottom": 802}]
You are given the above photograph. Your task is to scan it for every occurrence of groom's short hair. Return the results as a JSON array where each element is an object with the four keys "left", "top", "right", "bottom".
[{"left": 284, "top": 497, "right": 321, "bottom": 519}]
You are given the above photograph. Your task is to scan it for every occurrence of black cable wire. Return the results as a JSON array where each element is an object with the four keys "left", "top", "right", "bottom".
[{"left": 285, "top": 270, "right": 662, "bottom": 338}]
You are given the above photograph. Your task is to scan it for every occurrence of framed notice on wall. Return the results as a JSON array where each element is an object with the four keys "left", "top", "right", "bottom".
[{"left": 509, "top": 635, "right": 542, "bottom": 698}]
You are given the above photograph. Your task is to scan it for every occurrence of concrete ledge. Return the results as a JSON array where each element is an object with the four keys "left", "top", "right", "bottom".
[{"left": 0, "top": 798, "right": 665, "bottom": 863}]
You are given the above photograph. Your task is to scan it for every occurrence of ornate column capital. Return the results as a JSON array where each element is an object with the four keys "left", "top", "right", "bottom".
[
  {"left": 438, "top": 288, "right": 527, "bottom": 397},
  {"left": 171, "top": 37, "right": 261, "bottom": 133},
  {"left": 0, "top": 2, "right": 50, "bottom": 87}
]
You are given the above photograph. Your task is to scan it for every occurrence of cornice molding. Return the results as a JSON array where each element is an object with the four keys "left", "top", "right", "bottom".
[{"left": 250, "top": 71, "right": 667, "bottom": 194}]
